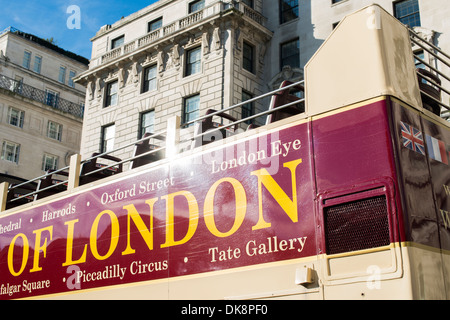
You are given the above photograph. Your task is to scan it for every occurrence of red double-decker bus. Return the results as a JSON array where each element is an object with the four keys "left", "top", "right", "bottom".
[{"left": 0, "top": 5, "right": 449, "bottom": 300}]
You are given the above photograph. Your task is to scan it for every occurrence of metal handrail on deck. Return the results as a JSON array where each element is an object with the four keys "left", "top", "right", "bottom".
[
  {"left": 0, "top": 80, "right": 306, "bottom": 211},
  {"left": 409, "top": 28, "right": 450, "bottom": 120}
]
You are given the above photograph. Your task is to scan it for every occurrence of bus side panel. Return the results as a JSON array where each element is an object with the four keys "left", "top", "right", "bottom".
[
  {"left": 312, "top": 98, "right": 406, "bottom": 299},
  {"left": 389, "top": 99, "right": 448, "bottom": 299},
  {"left": 421, "top": 114, "right": 450, "bottom": 298},
  {"left": 313, "top": 98, "right": 403, "bottom": 244},
  {"left": 0, "top": 119, "right": 319, "bottom": 300}
]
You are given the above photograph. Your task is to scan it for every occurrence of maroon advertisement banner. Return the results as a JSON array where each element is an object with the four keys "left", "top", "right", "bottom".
[{"left": 0, "top": 123, "right": 315, "bottom": 299}]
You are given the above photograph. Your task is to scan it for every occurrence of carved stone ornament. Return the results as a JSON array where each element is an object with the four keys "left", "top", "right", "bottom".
[
  {"left": 202, "top": 31, "right": 210, "bottom": 55},
  {"left": 95, "top": 77, "right": 102, "bottom": 99},
  {"left": 158, "top": 51, "right": 165, "bottom": 73},
  {"left": 213, "top": 27, "right": 221, "bottom": 51},
  {"left": 118, "top": 67, "right": 125, "bottom": 88},
  {"left": 87, "top": 80, "right": 94, "bottom": 100},
  {"left": 268, "top": 66, "right": 304, "bottom": 90}
]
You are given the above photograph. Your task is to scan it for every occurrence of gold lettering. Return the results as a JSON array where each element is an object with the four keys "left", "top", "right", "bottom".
[
  {"left": 8, "top": 233, "right": 29, "bottom": 277},
  {"left": 62, "top": 219, "right": 87, "bottom": 266},
  {"left": 440, "top": 209, "right": 450, "bottom": 229},
  {"left": 204, "top": 178, "right": 247, "bottom": 237},
  {"left": 90, "top": 210, "right": 120, "bottom": 260},
  {"left": 122, "top": 198, "right": 158, "bottom": 255},
  {"left": 30, "top": 226, "right": 53, "bottom": 273},
  {"left": 444, "top": 184, "right": 450, "bottom": 196},
  {"left": 161, "top": 191, "right": 199, "bottom": 248},
  {"left": 251, "top": 158, "right": 302, "bottom": 230}
]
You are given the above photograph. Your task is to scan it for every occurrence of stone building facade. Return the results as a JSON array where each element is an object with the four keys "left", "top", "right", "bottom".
[
  {"left": 76, "top": 0, "right": 450, "bottom": 161},
  {"left": 0, "top": 27, "right": 88, "bottom": 182},
  {"left": 76, "top": 0, "right": 272, "bottom": 161}
]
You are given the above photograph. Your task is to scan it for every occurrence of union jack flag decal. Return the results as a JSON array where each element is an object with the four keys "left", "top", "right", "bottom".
[{"left": 400, "top": 121, "right": 425, "bottom": 156}]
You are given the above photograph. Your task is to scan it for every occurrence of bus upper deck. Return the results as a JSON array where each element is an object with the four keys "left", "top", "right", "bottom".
[{"left": 0, "top": 5, "right": 449, "bottom": 300}]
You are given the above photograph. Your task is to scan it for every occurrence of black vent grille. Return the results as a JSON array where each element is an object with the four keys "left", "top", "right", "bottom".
[{"left": 324, "top": 196, "right": 390, "bottom": 255}]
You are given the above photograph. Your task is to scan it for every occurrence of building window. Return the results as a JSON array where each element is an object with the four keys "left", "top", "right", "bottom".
[
  {"left": 45, "top": 89, "right": 59, "bottom": 107},
  {"left": 101, "top": 124, "right": 115, "bottom": 153},
  {"left": 33, "top": 56, "right": 42, "bottom": 74},
  {"left": 414, "top": 50, "right": 425, "bottom": 69},
  {"left": 242, "top": 0, "right": 254, "bottom": 8},
  {"left": 1, "top": 141, "right": 20, "bottom": 164},
  {"left": 243, "top": 42, "right": 255, "bottom": 74},
  {"left": 140, "top": 110, "right": 155, "bottom": 138},
  {"left": 332, "top": 0, "right": 344, "bottom": 4},
  {"left": 42, "top": 153, "right": 59, "bottom": 171},
  {"left": 23, "top": 50, "right": 31, "bottom": 69},
  {"left": 189, "top": 0, "right": 205, "bottom": 13},
  {"left": 47, "top": 121, "right": 63, "bottom": 141},
  {"left": 394, "top": 0, "right": 421, "bottom": 27},
  {"left": 59, "top": 66, "right": 66, "bottom": 84},
  {"left": 7, "top": 107, "right": 24, "bottom": 128},
  {"left": 105, "top": 81, "right": 119, "bottom": 108},
  {"left": 68, "top": 70, "right": 76, "bottom": 88},
  {"left": 185, "top": 47, "right": 201, "bottom": 76},
  {"left": 183, "top": 94, "right": 200, "bottom": 126},
  {"left": 280, "top": 38, "right": 300, "bottom": 69},
  {"left": 148, "top": 17, "right": 163, "bottom": 32},
  {"left": 280, "top": 0, "right": 299, "bottom": 24},
  {"left": 111, "top": 35, "right": 125, "bottom": 49},
  {"left": 13, "top": 76, "right": 23, "bottom": 94},
  {"left": 142, "top": 65, "right": 157, "bottom": 93},
  {"left": 242, "top": 90, "right": 254, "bottom": 125}
]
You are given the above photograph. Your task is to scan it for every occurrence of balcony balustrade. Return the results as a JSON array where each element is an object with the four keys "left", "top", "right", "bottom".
[
  {"left": 99, "top": 0, "right": 266, "bottom": 65},
  {"left": 0, "top": 74, "right": 84, "bottom": 119}
]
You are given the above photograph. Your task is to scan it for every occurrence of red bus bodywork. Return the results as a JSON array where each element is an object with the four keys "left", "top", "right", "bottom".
[{"left": 0, "top": 5, "right": 449, "bottom": 299}]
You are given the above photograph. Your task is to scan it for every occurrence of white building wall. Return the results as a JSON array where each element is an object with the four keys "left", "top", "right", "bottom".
[
  {"left": 77, "top": 0, "right": 271, "bottom": 161},
  {"left": 0, "top": 30, "right": 88, "bottom": 181},
  {"left": 263, "top": 0, "right": 450, "bottom": 87}
]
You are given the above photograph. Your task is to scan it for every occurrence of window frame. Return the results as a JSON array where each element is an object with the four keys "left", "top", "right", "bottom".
[
  {"left": 47, "top": 120, "right": 63, "bottom": 142},
  {"left": 394, "top": 0, "right": 421, "bottom": 27},
  {"left": 68, "top": 70, "right": 76, "bottom": 88},
  {"left": 148, "top": 17, "right": 163, "bottom": 33},
  {"left": 23, "top": 50, "right": 31, "bottom": 69},
  {"left": 101, "top": 123, "right": 116, "bottom": 153},
  {"left": 33, "top": 55, "right": 42, "bottom": 74},
  {"left": 189, "top": 0, "right": 205, "bottom": 14},
  {"left": 185, "top": 46, "right": 202, "bottom": 77},
  {"left": 42, "top": 153, "right": 59, "bottom": 172},
  {"left": 142, "top": 65, "right": 158, "bottom": 93},
  {"left": 111, "top": 35, "right": 125, "bottom": 50},
  {"left": 1, "top": 140, "right": 20, "bottom": 164},
  {"left": 105, "top": 80, "right": 119, "bottom": 108},
  {"left": 242, "top": 90, "right": 255, "bottom": 125},
  {"left": 279, "top": 0, "right": 299, "bottom": 25},
  {"left": 59, "top": 66, "right": 66, "bottom": 84},
  {"left": 7, "top": 107, "right": 25, "bottom": 128},
  {"left": 183, "top": 94, "right": 200, "bottom": 126},
  {"left": 280, "top": 38, "right": 300, "bottom": 70},
  {"left": 243, "top": 41, "right": 255, "bottom": 74},
  {"left": 139, "top": 110, "right": 155, "bottom": 139},
  {"left": 45, "top": 89, "right": 59, "bottom": 108}
]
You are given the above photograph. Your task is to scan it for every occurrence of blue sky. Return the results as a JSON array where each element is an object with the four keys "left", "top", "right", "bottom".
[{"left": 0, "top": 0, "right": 158, "bottom": 59}]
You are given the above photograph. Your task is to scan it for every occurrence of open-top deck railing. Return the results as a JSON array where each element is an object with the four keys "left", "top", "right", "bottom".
[
  {"left": 410, "top": 27, "right": 450, "bottom": 120},
  {"left": 0, "top": 79, "right": 304, "bottom": 212},
  {"left": 3, "top": 22, "right": 450, "bottom": 213}
]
